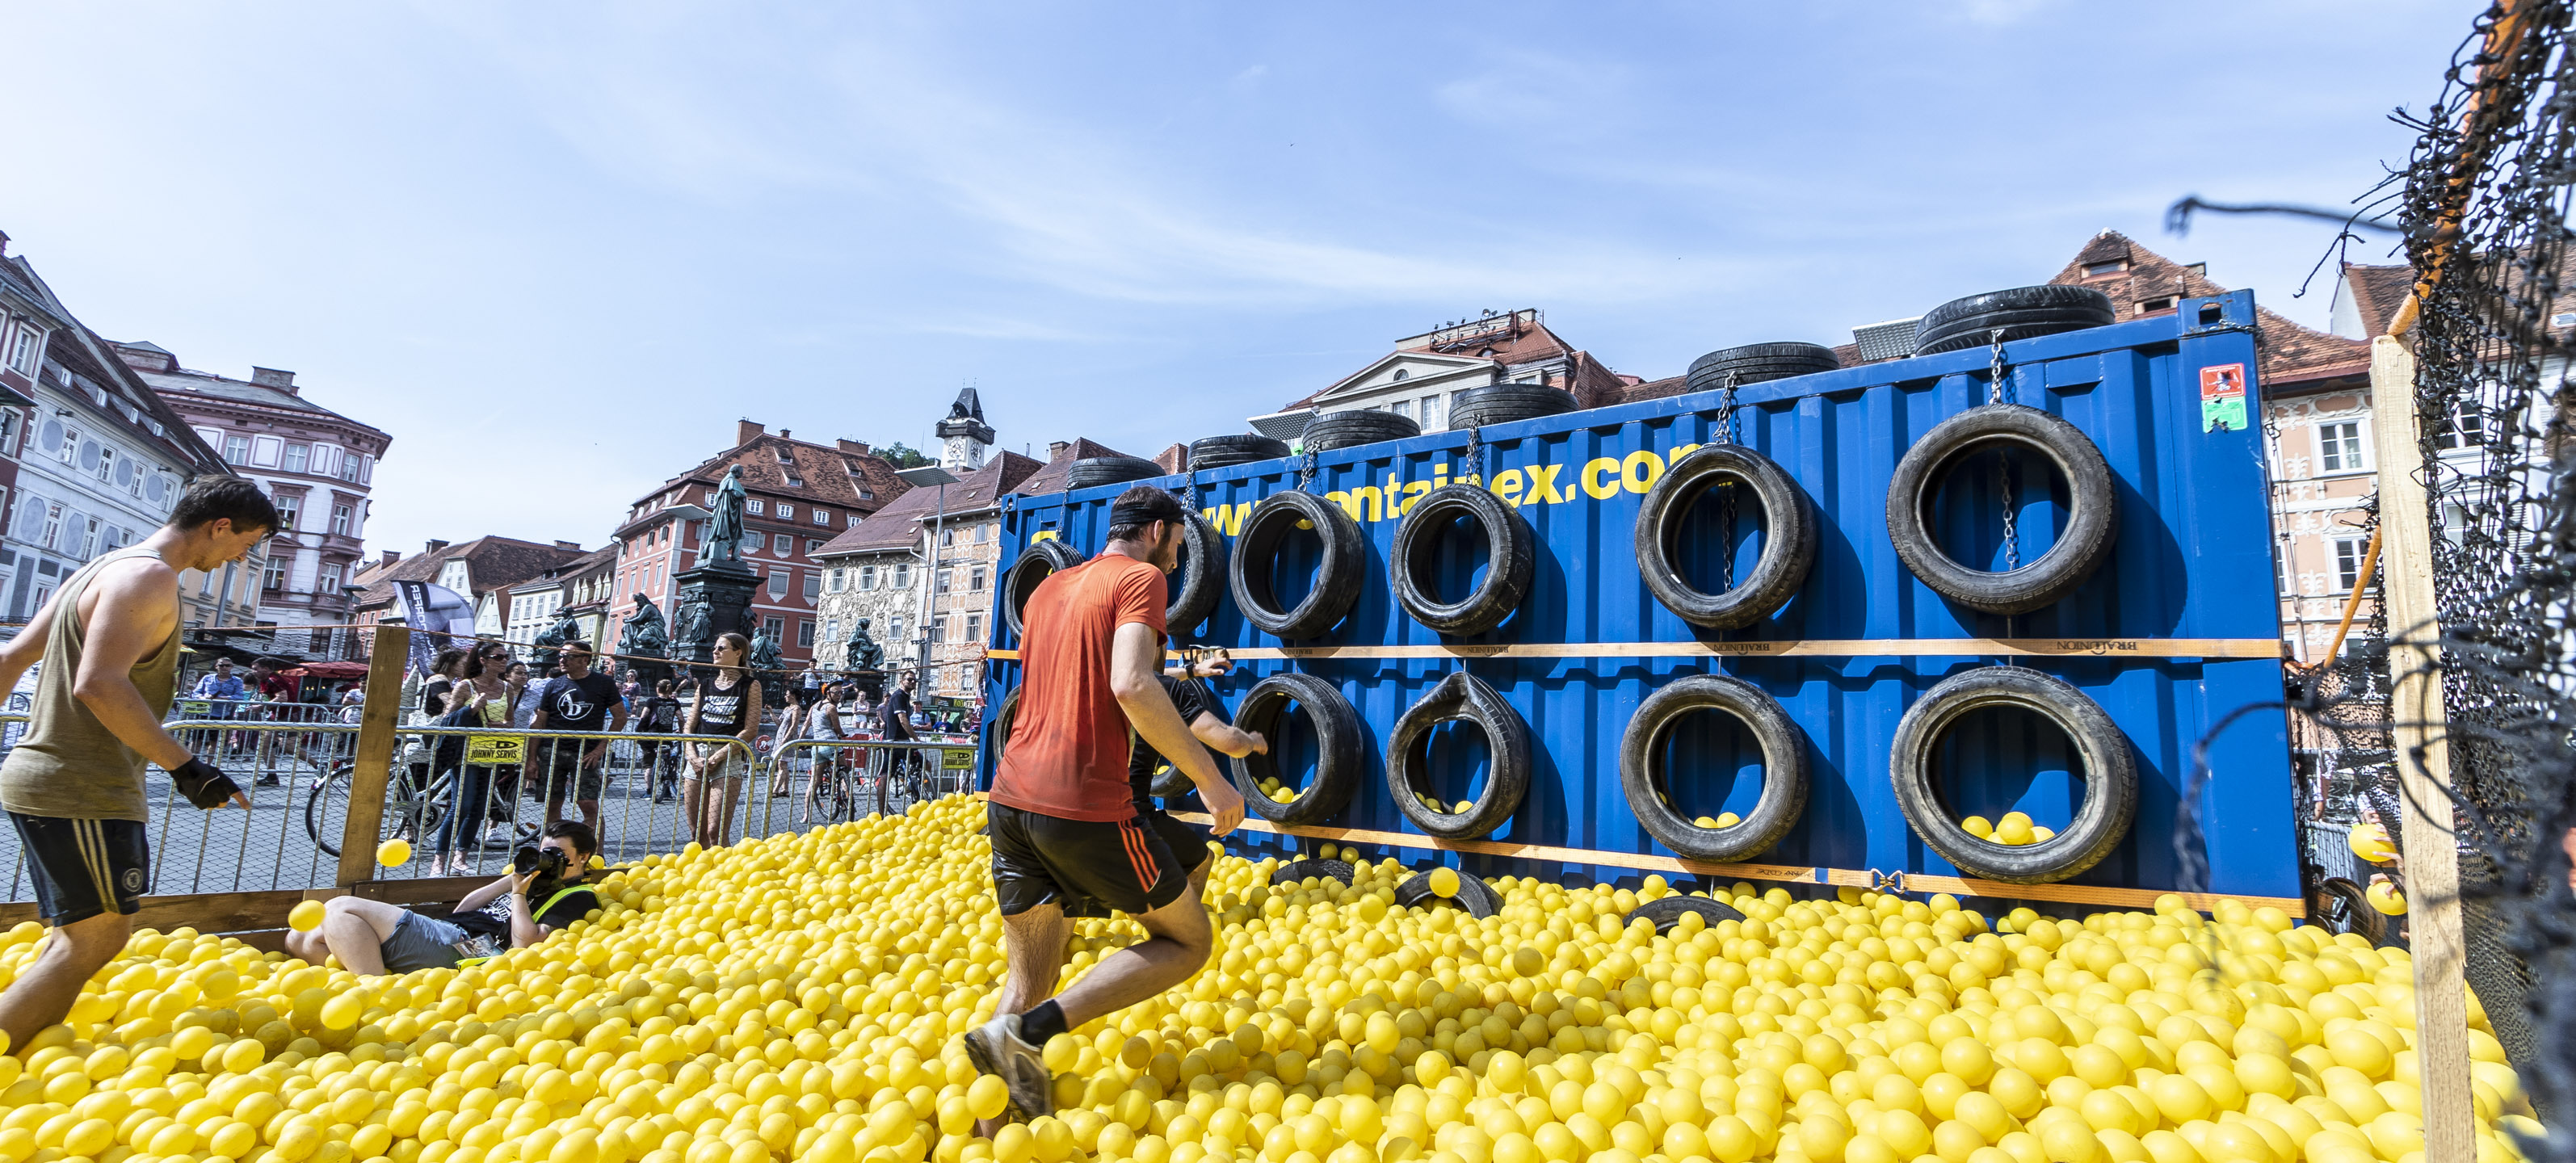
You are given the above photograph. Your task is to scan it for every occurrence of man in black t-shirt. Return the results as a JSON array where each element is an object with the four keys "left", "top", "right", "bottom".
[
  {"left": 528, "top": 642, "right": 627, "bottom": 830},
  {"left": 285, "top": 820, "right": 603, "bottom": 976}
]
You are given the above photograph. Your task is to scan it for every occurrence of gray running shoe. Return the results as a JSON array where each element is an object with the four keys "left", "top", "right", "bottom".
[{"left": 961, "top": 1012, "right": 1053, "bottom": 1119}]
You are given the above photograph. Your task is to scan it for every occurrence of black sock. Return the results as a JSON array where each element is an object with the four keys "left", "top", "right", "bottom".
[{"left": 1018, "top": 999, "right": 1067, "bottom": 1046}]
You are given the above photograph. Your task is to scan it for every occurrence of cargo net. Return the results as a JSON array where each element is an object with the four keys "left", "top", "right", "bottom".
[{"left": 2382, "top": 0, "right": 2576, "bottom": 1144}]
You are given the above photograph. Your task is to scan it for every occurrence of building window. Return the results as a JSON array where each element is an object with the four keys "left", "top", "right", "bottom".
[
  {"left": 942, "top": 527, "right": 955, "bottom": 547},
  {"left": 274, "top": 496, "right": 300, "bottom": 531},
  {"left": 805, "top": 539, "right": 823, "bottom": 555},
  {"left": 859, "top": 565, "right": 876, "bottom": 590},
  {"left": 848, "top": 514, "right": 860, "bottom": 527},
  {"left": 2333, "top": 537, "right": 2372, "bottom": 592},
  {"left": 888, "top": 616, "right": 905, "bottom": 643},
  {"left": 974, "top": 523, "right": 988, "bottom": 544},
  {"left": 2083, "top": 259, "right": 2128, "bottom": 277},
  {"left": 773, "top": 533, "right": 794, "bottom": 556},
  {"left": 40, "top": 503, "right": 61, "bottom": 551},
  {"left": 94, "top": 447, "right": 115, "bottom": 484},
  {"left": 223, "top": 435, "right": 248, "bottom": 464},
  {"left": 1391, "top": 368, "right": 1410, "bottom": 382},
  {"left": 57, "top": 426, "right": 78, "bottom": 464},
  {"left": 965, "top": 612, "right": 984, "bottom": 643},
  {"left": 2433, "top": 400, "right": 2487, "bottom": 449},
  {"left": 318, "top": 563, "right": 343, "bottom": 593},
  {"left": 746, "top": 498, "right": 765, "bottom": 515},
  {"left": 330, "top": 504, "right": 353, "bottom": 535},
  {"left": 778, "top": 503, "right": 795, "bottom": 520},
  {"left": 826, "top": 569, "right": 844, "bottom": 594},
  {"left": 2136, "top": 296, "right": 2176, "bottom": 315},
  {"left": 935, "top": 568, "right": 952, "bottom": 595},
  {"left": 1421, "top": 395, "right": 1443, "bottom": 429},
  {"left": 802, "top": 572, "right": 820, "bottom": 601},
  {"left": 341, "top": 455, "right": 362, "bottom": 484},
  {"left": 5, "top": 325, "right": 39, "bottom": 374},
  {"left": 768, "top": 569, "right": 788, "bottom": 598},
  {"left": 796, "top": 619, "right": 816, "bottom": 648},
  {"left": 969, "top": 565, "right": 986, "bottom": 591},
  {"left": 892, "top": 564, "right": 911, "bottom": 590},
  {"left": 1389, "top": 398, "right": 1412, "bottom": 422},
  {"left": 813, "top": 510, "right": 830, "bottom": 525},
  {"left": 79, "top": 518, "right": 97, "bottom": 559},
  {"left": 762, "top": 615, "right": 784, "bottom": 642},
  {"left": 822, "top": 618, "right": 839, "bottom": 644},
  {"left": 284, "top": 444, "right": 309, "bottom": 473},
  {"left": 2317, "top": 422, "right": 2366, "bottom": 473},
  {"left": 928, "top": 617, "right": 945, "bottom": 645},
  {"left": 263, "top": 556, "right": 288, "bottom": 590}
]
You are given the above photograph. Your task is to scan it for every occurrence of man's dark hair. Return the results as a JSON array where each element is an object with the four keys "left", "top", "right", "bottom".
[
  {"left": 563, "top": 640, "right": 593, "bottom": 654},
  {"left": 544, "top": 819, "right": 597, "bottom": 860},
  {"left": 1106, "top": 485, "right": 1187, "bottom": 544},
  {"left": 656, "top": 679, "right": 673, "bottom": 694},
  {"left": 253, "top": 657, "right": 287, "bottom": 670},
  {"left": 170, "top": 476, "right": 282, "bottom": 536}
]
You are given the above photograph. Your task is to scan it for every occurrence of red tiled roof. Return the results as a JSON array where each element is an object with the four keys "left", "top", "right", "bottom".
[
  {"left": 1278, "top": 311, "right": 1583, "bottom": 412},
  {"left": 2341, "top": 262, "right": 2414, "bottom": 338},
  {"left": 351, "top": 535, "right": 591, "bottom": 608},
  {"left": 813, "top": 451, "right": 1045, "bottom": 556},
  {"left": 1153, "top": 443, "right": 1187, "bottom": 474},
  {"left": 632, "top": 432, "right": 910, "bottom": 519},
  {"left": 2046, "top": 229, "right": 2368, "bottom": 389}
]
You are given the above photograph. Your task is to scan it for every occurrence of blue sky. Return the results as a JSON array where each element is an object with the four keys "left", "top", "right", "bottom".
[{"left": 5, "top": 2, "right": 2459, "bottom": 556}]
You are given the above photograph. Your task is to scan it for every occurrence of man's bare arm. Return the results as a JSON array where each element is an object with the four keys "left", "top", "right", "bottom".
[
  {"left": 1112, "top": 622, "right": 1242, "bottom": 834},
  {"left": 1187, "top": 712, "right": 1267, "bottom": 759},
  {"left": 70, "top": 561, "right": 191, "bottom": 770},
  {"left": 0, "top": 589, "right": 63, "bottom": 703}
]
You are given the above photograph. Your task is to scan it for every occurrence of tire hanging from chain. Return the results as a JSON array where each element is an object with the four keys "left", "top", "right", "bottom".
[
  {"left": 1636, "top": 373, "right": 1817, "bottom": 629},
  {"left": 1618, "top": 674, "right": 1809, "bottom": 862},
  {"left": 1887, "top": 665, "right": 2137, "bottom": 884},
  {"left": 1226, "top": 447, "right": 1367, "bottom": 640},
  {"left": 1385, "top": 670, "right": 1531, "bottom": 840},
  {"left": 1392, "top": 426, "right": 1533, "bottom": 636},
  {"left": 1228, "top": 671, "right": 1363, "bottom": 825}
]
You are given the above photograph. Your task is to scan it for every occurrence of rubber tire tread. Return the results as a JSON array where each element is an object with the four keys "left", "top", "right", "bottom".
[
  {"left": 1228, "top": 671, "right": 1363, "bottom": 825},
  {"left": 1619, "top": 674, "right": 1810, "bottom": 862},
  {"left": 1301, "top": 410, "right": 1421, "bottom": 452},
  {"left": 1065, "top": 456, "right": 1170, "bottom": 489},
  {"left": 1885, "top": 403, "right": 2118, "bottom": 615},
  {"left": 1918, "top": 284, "right": 2115, "bottom": 334},
  {"left": 1167, "top": 508, "right": 1228, "bottom": 632},
  {"left": 1149, "top": 675, "right": 1227, "bottom": 799},
  {"left": 990, "top": 685, "right": 1022, "bottom": 763},
  {"left": 1687, "top": 342, "right": 1842, "bottom": 390},
  {"left": 1000, "top": 538, "right": 1086, "bottom": 639},
  {"left": 1391, "top": 484, "right": 1534, "bottom": 635},
  {"left": 1227, "top": 491, "right": 1367, "bottom": 640},
  {"left": 1385, "top": 670, "right": 1532, "bottom": 840},
  {"left": 1190, "top": 435, "right": 1292, "bottom": 468},
  {"left": 1624, "top": 895, "right": 1748, "bottom": 934},
  {"left": 1270, "top": 859, "right": 1355, "bottom": 887},
  {"left": 1888, "top": 666, "right": 2137, "bottom": 884},
  {"left": 1635, "top": 443, "right": 1817, "bottom": 629},
  {"left": 1393, "top": 869, "right": 1502, "bottom": 918},
  {"left": 1449, "top": 384, "right": 1578, "bottom": 429}
]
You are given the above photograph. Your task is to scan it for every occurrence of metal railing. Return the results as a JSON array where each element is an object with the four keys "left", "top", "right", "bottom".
[{"left": 0, "top": 715, "right": 983, "bottom": 906}]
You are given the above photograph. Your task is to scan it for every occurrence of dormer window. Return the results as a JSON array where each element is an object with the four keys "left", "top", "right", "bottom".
[
  {"left": 1391, "top": 368, "right": 1410, "bottom": 382},
  {"left": 2084, "top": 259, "right": 2128, "bottom": 277},
  {"left": 774, "top": 447, "right": 795, "bottom": 464},
  {"left": 2136, "top": 296, "right": 2176, "bottom": 315}
]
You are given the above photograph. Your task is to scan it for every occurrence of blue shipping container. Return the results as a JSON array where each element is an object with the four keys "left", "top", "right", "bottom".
[{"left": 984, "top": 291, "right": 2297, "bottom": 910}]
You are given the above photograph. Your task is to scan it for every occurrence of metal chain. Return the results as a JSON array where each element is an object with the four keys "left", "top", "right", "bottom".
[
  {"left": 1986, "top": 328, "right": 2019, "bottom": 571},
  {"left": 1464, "top": 425, "right": 1484, "bottom": 485},
  {"left": 1986, "top": 327, "right": 2012, "bottom": 406},
  {"left": 1717, "top": 371, "right": 1741, "bottom": 446},
  {"left": 1718, "top": 372, "right": 1740, "bottom": 590},
  {"left": 1299, "top": 441, "right": 1317, "bottom": 493}
]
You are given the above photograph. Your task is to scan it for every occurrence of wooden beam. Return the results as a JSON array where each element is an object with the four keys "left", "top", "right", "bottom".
[
  {"left": 334, "top": 624, "right": 408, "bottom": 888},
  {"left": 985, "top": 637, "right": 2284, "bottom": 663},
  {"left": 0, "top": 888, "right": 311, "bottom": 934},
  {"left": 1168, "top": 812, "right": 2304, "bottom": 916},
  {"left": 2368, "top": 333, "right": 2473, "bottom": 1163}
]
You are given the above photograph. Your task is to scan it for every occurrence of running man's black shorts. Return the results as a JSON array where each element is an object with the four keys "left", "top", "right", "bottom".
[
  {"left": 986, "top": 803, "right": 1208, "bottom": 918},
  {"left": 9, "top": 813, "right": 148, "bottom": 926}
]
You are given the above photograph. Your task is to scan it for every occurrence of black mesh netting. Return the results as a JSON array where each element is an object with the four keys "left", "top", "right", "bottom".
[{"left": 2372, "top": 0, "right": 2576, "bottom": 1153}]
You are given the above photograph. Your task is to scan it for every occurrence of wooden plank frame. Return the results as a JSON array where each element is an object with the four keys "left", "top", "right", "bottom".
[
  {"left": 334, "top": 624, "right": 409, "bottom": 888},
  {"left": 987, "top": 637, "right": 2284, "bottom": 663},
  {"left": 1169, "top": 812, "right": 2305, "bottom": 916}
]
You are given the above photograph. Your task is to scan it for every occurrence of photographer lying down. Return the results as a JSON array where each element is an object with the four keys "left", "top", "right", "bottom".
[{"left": 286, "top": 821, "right": 603, "bottom": 975}]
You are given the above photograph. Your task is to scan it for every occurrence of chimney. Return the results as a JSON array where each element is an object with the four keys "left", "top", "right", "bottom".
[
  {"left": 425, "top": 539, "right": 449, "bottom": 553},
  {"left": 1048, "top": 441, "right": 1071, "bottom": 460},
  {"left": 250, "top": 367, "right": 298, "bottom": 395},
  {"left": 836, "top": 439, "right": 872, "bottom": 456},
  {"left": 778, "top": 429, "right": 791, "bottom": 441},
  {"left": 0, "top": 230, "right": 10, "bottom": 258},
  {"left": 554, "top": 540, "right": 582, "bottom": 552},
  {"left": 380, "top": 550, "right": 401, "bottom": 565},
  {"left": 737, "top": 419, "right": 764, "bottom": 446}
]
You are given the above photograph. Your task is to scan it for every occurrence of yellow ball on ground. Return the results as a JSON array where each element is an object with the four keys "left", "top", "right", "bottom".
[{"left": 1427, "top": 867, "right": 1460, "bottom": 897}]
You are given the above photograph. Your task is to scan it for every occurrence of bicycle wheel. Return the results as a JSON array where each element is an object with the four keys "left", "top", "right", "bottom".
[
  {"left": 306, "top": 762, "right": 428, "bottom": 859},
  {"left": 876, "top": 758, "right": 915, "bottom": 817}
]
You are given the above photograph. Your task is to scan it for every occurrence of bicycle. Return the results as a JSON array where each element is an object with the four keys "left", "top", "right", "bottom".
[{"left": 305, "top": 761, "right": 535, "bottom": 859}]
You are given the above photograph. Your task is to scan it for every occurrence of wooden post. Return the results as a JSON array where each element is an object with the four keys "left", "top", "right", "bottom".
[
  {"left": 335, "top": 623, "right": 409, "bottom": 889},
  {"left": 2367, "top": 334, "right": 2473, "bottom": 1162}
]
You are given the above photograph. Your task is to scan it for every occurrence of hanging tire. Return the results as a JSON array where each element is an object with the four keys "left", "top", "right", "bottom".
[
  {"left": 2311, "top": 877, "right": 2389, "bottom": 946},
  {"left": 1394, "top": 869, "right": 1503, "bottom": 918},
  {"left": 1167, "top": 508, "right": 1228, "bottom": 632},
  {"left": 1271, "top": 859, "right": 1355, "bottom": 886},
  {"left": 1227, "top": 491, "right": 1367, "bottom": 640},
  {"left": 1065, "top": 456, "right": 1170, "bottom": 489},
  {"left": 1302, "top": 410, "right": 1420, "bottom": 452},
  {"left": 1000, "top": 538, "right": 1085, "bottom": 638},
  {"left": 1149, "top": 674, "right": 1227, "bottom": 800},
  {"left": 1619, "top": 674, "right": 1809, "bottom": 862},
  {"left": 990, "top": 685, "right": 1022, "bottom": 761},
  {"left": 1191, "top": 435, "right": 1292, "bottom": 469},
  {"left": 1914, "top": 285, "right": 2116, "bottom": 355},
  {"left": 1635, "top": 444, "right": 1817, "bottom": 629},
  {"left": 1450, "top": 384, "right": 1578, "bottom": 429},
  {"left": 1226, "top": 671, "right": 1363, "bottom": 825},
  {"left": 1889, "top": 667, "right": 2136, "bottom": 884},
  {"left": 1391, "top": 484, "right": 1534, "bottom": 635},
  {"left": 1686, "top": 342, "right": 1842, "bottom": 391},
  {"left": 1885, "top": 403, "right": 2118, "bottom": 615},
  {"left": 1385, "top": 671, "right": 1531, "bottom": 840},
  {"left": 1624, "top": 895, "right": 1748, "bottom": 934}
]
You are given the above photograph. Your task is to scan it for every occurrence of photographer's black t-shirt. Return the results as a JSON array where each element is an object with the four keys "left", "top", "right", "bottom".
[
  {"left": 451, "top": 884, "right": 599, "bottom": 939},
  {"left": 1128, "top": 676, "right": 1217, "bottom": 807}
]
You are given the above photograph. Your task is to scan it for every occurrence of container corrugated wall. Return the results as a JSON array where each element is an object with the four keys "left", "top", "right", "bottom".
[{"left": 986, "top": 290, "right": 2297, "bottom": 906}]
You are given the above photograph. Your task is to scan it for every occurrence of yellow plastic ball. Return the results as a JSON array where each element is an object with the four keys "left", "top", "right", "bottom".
[
  {"left": 288, "top": 899, "right": 327, "bottom": 932},
  {"left": 376, "top": 838, "right": 413, "bottom": 867},
  {"left": 1427, "top": 867, "right": 1460, "bottom": 898}
]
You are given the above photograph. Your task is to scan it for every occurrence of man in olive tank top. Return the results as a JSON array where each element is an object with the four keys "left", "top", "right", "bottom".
[{"left": 0, "top": 477, "right": 275, "bottom": 1048}]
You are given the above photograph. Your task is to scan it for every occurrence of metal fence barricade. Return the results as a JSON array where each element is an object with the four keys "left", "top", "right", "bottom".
[
  {"left": 763, "top": 737, "right": 979, "bottom": 830},
  {"left": 396, "top": 725, "right": 767, "bottom": 876}
]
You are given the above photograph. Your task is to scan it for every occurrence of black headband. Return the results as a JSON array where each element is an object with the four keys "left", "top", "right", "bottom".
[{"left": 1109, "top": 503, "right": 1173, "bottom": 529}]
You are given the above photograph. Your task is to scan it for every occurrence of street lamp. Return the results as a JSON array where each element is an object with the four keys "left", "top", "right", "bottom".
[{"left": 895, "top": 464, "right": 960, "bottom": 698}]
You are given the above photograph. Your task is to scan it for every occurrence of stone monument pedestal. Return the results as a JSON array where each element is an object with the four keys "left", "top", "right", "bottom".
[
  {"left": 843, "top": 669, "right": 887, "bottom": 704},
  {"left": 672, "top": 561, "right": 759, "bottom": 669}
]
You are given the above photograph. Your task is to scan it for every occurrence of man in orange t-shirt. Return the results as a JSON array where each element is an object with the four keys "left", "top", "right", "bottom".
[{"left": 964, "top": 485, "right": 1247, "bottom": 1125}]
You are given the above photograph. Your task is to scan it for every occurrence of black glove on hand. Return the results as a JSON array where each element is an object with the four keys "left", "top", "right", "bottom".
[{"left": 170, "top": 757, "right": 241, "bottom": 809}]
